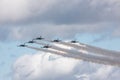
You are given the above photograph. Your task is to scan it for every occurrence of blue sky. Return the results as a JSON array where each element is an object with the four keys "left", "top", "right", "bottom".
[
  {"left": 0, "top": 0, "right": 120, "bottom": 80},
  {"left": 0, "top": 42, "right": 35, "bottom": 80}
]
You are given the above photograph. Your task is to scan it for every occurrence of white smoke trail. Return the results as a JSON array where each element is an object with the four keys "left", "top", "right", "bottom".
[
  {"left": 51, "top": 46, "right": 120, "bottom": 63},
  {"left": 79, "top": 42, "right": 120, "bottom": 56},
  {"left": 41, "top": 39, "right": 74, "bottom": 47},
  {"left": 34, "top": 41, "right": 87, "bottom": 55},
  {"left": 35, "top": 42, "right": 120, "bottom": 62},
  {"left": 48, "top": 45, "right": 120, "bottom": 67},
  {"left": 77, "top": 42, "right": 120, "bottom": 58},
  {"left": 52, "top": 41, "right": 120, "bottom": 59},
  {"left": 34, "top": 41, "right": 71, "bottom": 52},
  {"left": 25, "top": 45, "right": 120, "bottom": 67}
]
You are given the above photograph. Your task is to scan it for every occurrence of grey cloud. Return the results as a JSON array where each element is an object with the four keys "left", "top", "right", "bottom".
[
  {"left": 0, "top": 0, "right": 120, "bottom": 24},
  {"left": 17, "top": 0, "right": 120, "bottom": 24},
  {"left": 0, "top": 23, "right": 119, "bottom": 41},
  {"left": 0, "top": 27, "right": 11, "bottom": 41},
  {"left": 112, "top": 27, "right": 120, "bottom": 37},
  {"left": 0, "top": 0, "right": 120, "bottom": 41}
]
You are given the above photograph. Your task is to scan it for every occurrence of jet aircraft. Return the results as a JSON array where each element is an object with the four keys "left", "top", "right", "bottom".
[
  {"left": 18, "top": 44, "right": 26, "bottom": 47},
  {"left": 51, "top": 39, "right": 61, "bottom": 42},
  {"left": 71, "top": 40, "right": 78, "bottom": 43},
  {"left": 27, "top": 40, "right": 35, "bottom": 43},
  {"left": 42, "top": 45, "right": 51, "bottom": 48},
  {"left": 35, "top": 36, "right": 44, "bottom": 40}
]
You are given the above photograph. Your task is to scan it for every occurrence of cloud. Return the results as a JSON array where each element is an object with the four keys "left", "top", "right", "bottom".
[
  {"left": 0, "top": 0, "right": 120, "bottom": 41},
  {"left": 13, "top": 52, "right": 79, "bottom": 80},
  {"left": 0, "top": 0, "right": 29, "bottom": 23},
  {"left": 0, "top": 0, "right": 120, "bottom": 24},
  {"left": 1, "top": 23, "right": 119, "bottom": 41},
  {"left": 13, "top": 52, "right": 120, "bottom": 80},
  {"left": 112, "top": 27, "right": 120, "bottom": 37}
]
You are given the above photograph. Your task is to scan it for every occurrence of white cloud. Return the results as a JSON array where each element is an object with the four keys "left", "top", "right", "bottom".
[
  {"left": 90, "top": 66, "right": 113, "bottom": 80},
  {"left": 13, "top": 52, "right": 79, "bottom": 80},
  {"left": 13, "top": 51, "right": 120, "bottom": 80}
]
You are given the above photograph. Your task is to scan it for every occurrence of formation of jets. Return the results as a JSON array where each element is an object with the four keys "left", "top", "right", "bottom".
[
  {"left": 19, "top": 36, "right": 77, "bottom": 48},
  {"left": 35, "top": 36, "right": 44, "bottom": 40},
  {"left": 18, "top": 36, "right": 120, "bottom": 67}
]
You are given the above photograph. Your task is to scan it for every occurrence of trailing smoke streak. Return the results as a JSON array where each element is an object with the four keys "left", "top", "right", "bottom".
[
  {"left": 79, "top": 42, "right": 120, "bottom": 56},
  {"left": 41, "top": 39, "right": 74, "bottom": 47},
  {"left": 52, "top": 41, "right": 120, "bottom": 59},
  {"left": 51, "top": 46, "right": 120, "bottom": 64},
  {"left": 77, "top": 42, "right": 120, "bottom": 58},
  {"left": 34, "top": 41, "right": 70, "bottom": 52},
  {"left": 40, "top": 39, "right": 120, "bottom": 59},
  {"left": 33, "top": 41, "right": 89, "bottom": 59},
  {"left": 48, "top": 45, "right": 120, "bottom": 67},
  {"left": 26, "top": 46, "right": 65, "bottom": 55},
  {"left": 26, "top": 45, "right": 120, "bottom": 67}
]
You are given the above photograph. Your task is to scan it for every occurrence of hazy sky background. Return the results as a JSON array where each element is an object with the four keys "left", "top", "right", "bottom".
[{"left": 0, "top": 0, "right": 120, "bottom": 80}]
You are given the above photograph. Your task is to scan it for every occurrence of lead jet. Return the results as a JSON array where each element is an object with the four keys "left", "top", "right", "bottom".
[
  {"left": 18, "top": 44, "right": 27, "bottom": 47},
  {"left": 51, "top": 39, "right": 61, "bottom": 42},
  {"left": 35, "top": 36, "right": 44, "bottom": 40}
]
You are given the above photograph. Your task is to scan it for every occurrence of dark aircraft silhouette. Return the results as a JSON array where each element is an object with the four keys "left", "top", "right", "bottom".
[
  {"left": 51, "top": 39, "right": 61, "bottom": 42},
  {"left": 42, "top": 45, "right": 51, "bottom": 48},
  {"left": 18, "top": 44, "right": 26, "bottom": 47},
  {"left": 27, "top": 40, "right": 35, "bottom": 43},
  {"left": 71, "top": 40, "right": 78, "bottom": 43},
  {"left": 35, "top": 36, "right": 44, "bottom": 40}
]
